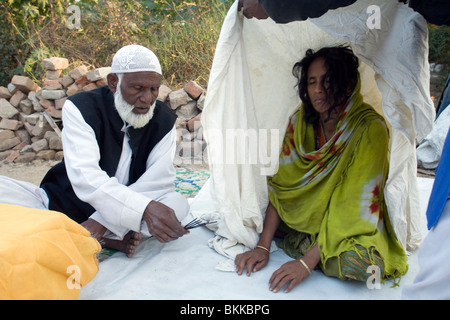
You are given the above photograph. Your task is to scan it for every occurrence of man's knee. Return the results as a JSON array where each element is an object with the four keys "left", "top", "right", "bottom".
[
  {"left": 0, "top": 176, "right": 48, "bottom": 209},
  {"left": 156, "top": 191, "right": 190, "bottom": 221}
]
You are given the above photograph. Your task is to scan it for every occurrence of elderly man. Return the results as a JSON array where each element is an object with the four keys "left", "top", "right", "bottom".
[{"left": 0, "top": 45, "right": 189, "bottom": 257}]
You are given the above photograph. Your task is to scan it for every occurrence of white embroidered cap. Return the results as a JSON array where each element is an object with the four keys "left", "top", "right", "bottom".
[{"left": 111, "top": 44, "right": 162, "bottom": 75}]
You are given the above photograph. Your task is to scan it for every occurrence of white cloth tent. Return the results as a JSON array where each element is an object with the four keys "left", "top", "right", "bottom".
[
  {"left": 417, "top": 105, "right": 450, "bottom": 169},
  {"left": 200, "top": 0, "right": 435, "bottom": 259}
]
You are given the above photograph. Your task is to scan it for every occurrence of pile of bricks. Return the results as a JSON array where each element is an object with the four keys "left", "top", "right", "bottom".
[
  {"left": 0, "top": 57, "right": 110, "bottom": 164},
  {"left": 159, "top": 80, "right": 206, "bottom": 164},
  {"left": 0, "top": 56, "right": 206, "bottom": 165}
]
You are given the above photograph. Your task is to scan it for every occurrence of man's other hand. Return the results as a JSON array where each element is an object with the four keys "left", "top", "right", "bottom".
[{"left": 238, "top": 0, "right": 269, "bottom": 19}]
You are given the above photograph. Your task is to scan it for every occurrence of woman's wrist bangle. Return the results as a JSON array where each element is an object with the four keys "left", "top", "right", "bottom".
[
  {"left": 298, "top": 258, "right": 312, "bottom": 274},
  {"left": 256, "top": 245, "right": 270, "bottom": 253}
]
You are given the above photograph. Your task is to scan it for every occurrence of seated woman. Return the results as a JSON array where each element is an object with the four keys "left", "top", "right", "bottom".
[{"left": 235, "top": 46, "right": 408, "bottom": 293}]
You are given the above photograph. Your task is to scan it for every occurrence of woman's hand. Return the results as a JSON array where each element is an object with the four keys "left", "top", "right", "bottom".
[
  {"left": 269, "top": 260, "right": 311, "bottom": 293},
  {"left": 235, "top": 246, "right": 270, "bottom": 276},
  {"left": 269, "top": 244, "right": 320, "bottom": 293}
]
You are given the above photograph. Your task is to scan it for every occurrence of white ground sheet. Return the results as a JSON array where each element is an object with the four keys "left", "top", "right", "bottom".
[{"left": 79, "top": 177, "right": 433, "bottom": 300}]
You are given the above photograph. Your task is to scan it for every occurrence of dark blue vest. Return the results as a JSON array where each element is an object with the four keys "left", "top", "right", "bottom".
[{"left": 40, "top": 86, "right": 177, "bottom": 223}]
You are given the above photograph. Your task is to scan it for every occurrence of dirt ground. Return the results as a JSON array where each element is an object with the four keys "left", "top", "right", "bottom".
[
  {"left": 0, "top": 160, "right": 59, "bottom": 186},
  {"left": 0, "top": 160, "right": 209, "bottom": 186}
]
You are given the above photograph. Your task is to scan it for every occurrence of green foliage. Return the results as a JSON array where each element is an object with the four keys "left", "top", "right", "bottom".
[
  {"left": 4, "top": 1, "right": 446, "bottom": 90},
  {"left": 0, "top": 6, "right": 22, "bottom": 86},
  {"left": 0, "top": 0, "right": 71, "bottom": 85},
  {"left": 0, "top": 0, "right": 233, "bottom": 87},
  {"left": 5, "top": 0, "right": 67, "bottom": 27},
  {"left": 24, "top": 45, "right": 66, "bottom": 83},
  {"left": 428, "top": 24, "right": 450, "bottom": 73},
  {"left": 144, "top": 0, "right": 234, "bottom": 87}
]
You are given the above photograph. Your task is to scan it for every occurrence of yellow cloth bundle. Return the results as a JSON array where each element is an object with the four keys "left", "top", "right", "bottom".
[{"left": 0, "top": 204, "right": 101, "bottom": 300}]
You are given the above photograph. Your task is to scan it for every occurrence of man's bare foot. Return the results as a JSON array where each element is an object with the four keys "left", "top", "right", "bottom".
[
  {"left": 103, "top": 231, "right": 142, "bottom": 258},
  {"left": 81, "top": 218, "right": 142, "bottom": 257}
]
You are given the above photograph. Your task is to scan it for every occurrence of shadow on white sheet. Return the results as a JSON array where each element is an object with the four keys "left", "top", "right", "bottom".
[{"left": 78, "top": 177, "right": 434, "bottom": 300}]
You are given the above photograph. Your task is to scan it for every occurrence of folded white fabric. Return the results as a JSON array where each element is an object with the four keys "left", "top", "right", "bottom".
[{"left": 417, "top": 105, "right": 450, "bottom": 169}]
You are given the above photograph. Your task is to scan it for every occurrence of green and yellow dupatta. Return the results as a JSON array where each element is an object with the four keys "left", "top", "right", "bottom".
[{"left": 268, "top": 81, "right": 408, "bottom": 280}]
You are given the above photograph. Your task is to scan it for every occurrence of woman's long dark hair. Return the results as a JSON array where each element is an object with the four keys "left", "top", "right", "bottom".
[{"left": 292, "top": 45, "right": 359, "bottom": 124}]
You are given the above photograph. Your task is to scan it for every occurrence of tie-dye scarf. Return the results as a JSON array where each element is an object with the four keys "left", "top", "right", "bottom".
[{"left": 268, "top": 80, "right": 408, "bottom": 281}]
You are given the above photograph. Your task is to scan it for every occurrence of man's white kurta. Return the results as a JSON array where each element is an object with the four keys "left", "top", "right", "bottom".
[
  {"left": 62, "top": 100, "right": 186, "bottom": 239},
  {"left": 0, "top": 100, "right": 188, "bottom": 240}
]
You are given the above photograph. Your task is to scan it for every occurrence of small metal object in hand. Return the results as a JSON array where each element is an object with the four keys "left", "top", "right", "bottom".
[{"left": 183, "top": 217, "right": 216, "bottom": 230}]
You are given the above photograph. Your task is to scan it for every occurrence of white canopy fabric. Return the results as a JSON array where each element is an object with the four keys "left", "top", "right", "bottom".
[
  {"left": 417, "top": 105, "right": 450, "bottom": 169},
  {"left": 200, "top": 0, "right": 435, "bottom": 258}
]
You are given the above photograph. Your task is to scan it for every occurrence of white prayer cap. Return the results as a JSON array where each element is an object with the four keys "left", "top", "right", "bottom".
[{"left": 111, "top": 44, "right": 162, "bottom": 75}]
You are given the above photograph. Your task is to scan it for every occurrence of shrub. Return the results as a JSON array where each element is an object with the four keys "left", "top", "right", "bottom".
[
  {"left": 2, "top": 1, "right": 447, "bottom": 89},
  {"left": 0, "top": 0, "right": 233, "bottom": 88},
  {"left": 428, "top": 24, "right": 450, "bottom": 73}
]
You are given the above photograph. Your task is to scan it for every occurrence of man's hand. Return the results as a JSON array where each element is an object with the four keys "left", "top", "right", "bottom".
[
  {"left": 235, "top": 246, "right": 270, "bottom": 276},
  {"left": 238, "top": 0, "right": 269, "bottom": 20},
  {"left": 143, "top": 200, "right": 188, "bottom": 243}
]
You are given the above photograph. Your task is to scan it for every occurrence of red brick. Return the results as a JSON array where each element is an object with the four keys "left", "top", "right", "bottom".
[
  {"left": 11, "top": 75, "right": 39, "bottom": 93},
  {"left": 75, "top": 75, "right": 90, "bottom": 88},
  {"left": 46, "top": 106, "right": 62, "bottom": 119},
  {"left": 9, "top": 90, "right": 27, "bottom": 107},
  {"left": 0, "top": 119, "right": 22, "bottom": 130},
  {"left": 12, "top": 140, "right": 29, "bottom": 151},
  {"left": 42, "top": 57, "right": 69, "bottom": 71},
  {"left": 184, "top": 81, "right": 204, "bottom": 100},
  {"left": 5, "top": 150, "right": 19, "bottom": 163}
]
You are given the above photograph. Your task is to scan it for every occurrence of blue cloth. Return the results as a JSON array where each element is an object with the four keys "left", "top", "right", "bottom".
[
  {"left": 436, "top": 75, "right": 449, "bottom": 119},
  {"left": 427, "top": 128, "right": 450, "bottom": 229}
]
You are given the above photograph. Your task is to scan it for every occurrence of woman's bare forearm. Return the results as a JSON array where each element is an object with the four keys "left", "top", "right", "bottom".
[{"left": 257, "top": 202, "right": 281, "bottom": 249}]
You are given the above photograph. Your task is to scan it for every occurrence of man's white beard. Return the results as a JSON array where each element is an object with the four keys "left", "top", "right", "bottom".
[{"left": 113, "top": 82, "right": 156, "bottom": 129}]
